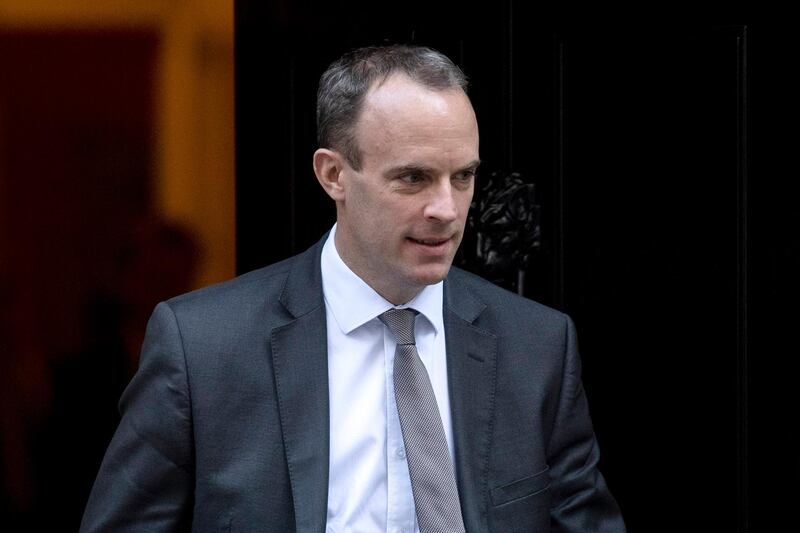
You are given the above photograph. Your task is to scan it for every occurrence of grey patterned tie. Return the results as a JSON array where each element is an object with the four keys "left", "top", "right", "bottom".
[{"left": 379, "top": 308, "right": 466, "bottom": 533}]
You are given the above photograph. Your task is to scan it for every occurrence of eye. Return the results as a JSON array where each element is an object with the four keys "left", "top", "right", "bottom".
[
  {"left": 399, "top": 173, "right": 424, "bottom": 184},
  {"left": 454, "top": 169, "right": 477, "bottom": 183}
]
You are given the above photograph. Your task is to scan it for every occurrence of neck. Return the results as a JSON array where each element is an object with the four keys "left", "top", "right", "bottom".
[{"left": 333, "top": 228, "right": 421, "bottom": 306}]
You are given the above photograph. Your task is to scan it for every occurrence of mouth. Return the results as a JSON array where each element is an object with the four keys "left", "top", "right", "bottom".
[
  {"left": 408, "top": 237, "right": 451, "bottom": 247},
  {"left": 406, "top": 236, "right": 455, "bottom": 257}
]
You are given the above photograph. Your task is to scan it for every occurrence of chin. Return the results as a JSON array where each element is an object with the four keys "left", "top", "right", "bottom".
[{"left": 409, "top": 264, "right": 452, "bottom": 287}]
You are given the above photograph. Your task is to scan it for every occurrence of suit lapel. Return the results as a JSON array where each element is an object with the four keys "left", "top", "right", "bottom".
[
  {"left": 269, "top": 243, "right": 499, "bottom": 533},
  {"left": 271, "top": 239, "right": 329, "bottom": 533},
  {"left": 444, "top": 272, "right": 498, "bottom": 533}
]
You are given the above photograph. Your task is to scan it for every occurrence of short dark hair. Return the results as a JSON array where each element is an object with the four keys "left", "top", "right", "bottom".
[{"left": 316, "top": 44, "right": 469, "bottom": 170}]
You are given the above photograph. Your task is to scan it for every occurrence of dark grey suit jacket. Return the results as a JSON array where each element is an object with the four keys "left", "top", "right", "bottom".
[{"left": 81, "top": 236, "right": 625, "bottom": 532}]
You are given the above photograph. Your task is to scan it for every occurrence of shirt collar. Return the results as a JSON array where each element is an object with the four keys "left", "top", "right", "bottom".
[{"left": 321, "top": 224, "right": 443, "bottom": 336}]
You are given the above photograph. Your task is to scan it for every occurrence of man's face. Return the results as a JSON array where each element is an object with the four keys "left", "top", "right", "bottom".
[{"left": 333, "top": 74, "right": 479, "bottom": 304}]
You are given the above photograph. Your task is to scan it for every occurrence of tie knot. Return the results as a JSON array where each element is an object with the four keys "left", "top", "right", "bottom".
[{"left": 379, "top": 308, "right": 419, "bottom": 345}]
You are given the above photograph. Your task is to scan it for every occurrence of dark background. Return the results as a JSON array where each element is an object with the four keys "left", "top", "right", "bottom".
[
  {"left": 236, "top": 2, "right": 798, "bottom": 532},
  {"left": 0, "top": 16, "right": 221, "bottom": 530},
  {"left": 1, "top": 3, "right": 795, "bottom": 531}
]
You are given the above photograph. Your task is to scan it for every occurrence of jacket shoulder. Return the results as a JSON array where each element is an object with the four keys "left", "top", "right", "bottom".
[
  {"left": 166, "top": 256, "right": 294, "bottom": 314},
  {"left": 446, "top": 266, "right": 569, "bottom": 331}
]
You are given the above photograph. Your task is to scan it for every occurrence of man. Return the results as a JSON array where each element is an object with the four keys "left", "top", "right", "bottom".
[{"left": 81, "top": 45, "right": 625, "bottom": 532}]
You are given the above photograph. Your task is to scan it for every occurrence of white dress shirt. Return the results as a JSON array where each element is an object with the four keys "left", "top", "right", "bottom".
[{"left": 322, "top": 225, "right": 455, "bottom": 533}]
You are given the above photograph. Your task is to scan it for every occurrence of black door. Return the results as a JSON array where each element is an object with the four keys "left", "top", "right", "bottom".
[{"left": 235, "top": 3, "right": 799, "bottom": 531}]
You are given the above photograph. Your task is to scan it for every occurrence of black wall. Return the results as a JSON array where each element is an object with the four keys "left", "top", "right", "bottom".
[{"left": 235, "top": 3, "right": 799, "bottom": 531}]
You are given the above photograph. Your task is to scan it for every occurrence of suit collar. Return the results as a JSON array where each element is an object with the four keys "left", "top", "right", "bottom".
[
  {"left": 275, "top": 247, "right": 497, "bottom": 533},
  {"left": 444, "top": 268, "right": 497, "bottom": 532},
  {"left": 278, "top": 234, "right": 327, "bottom": 318},
  {"left": 444, "top": 267, "right": 487, "bottom": 324},
  {"left": 273, "top": 235, "right": 330, "bottom": 532}
]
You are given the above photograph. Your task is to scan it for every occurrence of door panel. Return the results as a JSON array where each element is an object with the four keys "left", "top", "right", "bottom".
[{"left": 235, "top": 3, "right": 798, "bottom": 530}]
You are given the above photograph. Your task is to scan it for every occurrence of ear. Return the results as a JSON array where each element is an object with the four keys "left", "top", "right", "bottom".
[{"left": 313, "top": 148, "right": 347, "bottom": 201}]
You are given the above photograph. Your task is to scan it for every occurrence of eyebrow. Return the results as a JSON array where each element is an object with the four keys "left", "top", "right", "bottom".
[
  {"left": 384, "top": 160, "right": 481, "bottom": 177},
  {"left": 461, "top": 160, "right": 482, "bottom": 172}
]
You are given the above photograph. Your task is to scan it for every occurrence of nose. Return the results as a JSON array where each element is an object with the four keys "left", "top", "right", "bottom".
[{"left": 423, "top": 180, "right": 459, "bottom": 223}]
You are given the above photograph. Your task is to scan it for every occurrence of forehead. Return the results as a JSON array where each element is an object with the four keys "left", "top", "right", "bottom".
[{"left": 354, "top": 74, "right": 479, "bottom": 169}]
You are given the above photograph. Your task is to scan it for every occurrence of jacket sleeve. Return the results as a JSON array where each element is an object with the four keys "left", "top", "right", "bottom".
[
  {"left": 547, "top": 315, "right": 626, "bottom": 532},
  {"left": 80, "top": 302, "right": 194, "bottom": 532}
]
